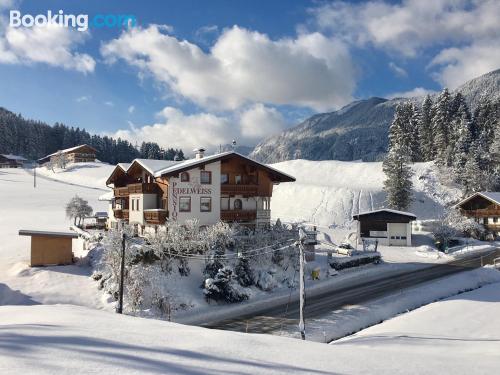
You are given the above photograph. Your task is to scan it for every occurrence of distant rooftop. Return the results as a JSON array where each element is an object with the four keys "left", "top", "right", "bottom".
[{"left": 1, "top": 154, "right": 27, "bottom": 161}]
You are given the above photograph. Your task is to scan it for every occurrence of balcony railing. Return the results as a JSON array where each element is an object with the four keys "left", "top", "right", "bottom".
[
  {"left": 221, "top": 184, "right": 259, "bottom": 196},
  {"left": 461, "top": 208, "right": 500, "bottom": 216},
  {"left": 221, "top": 210, "right": 257, "bottom": 222},
  {"left": 114, "top": 187, "right": 129, "bottom": 197},
  {"left": 256, "top": 209, "right": 271, "bottom": 220},
  {"left": 144, "top": 209, "right": 168, "bottom": 225},
  {"left": 113, "top": 208, "right": 129, "bottom": 220},
  {"left": 128, "top": 182, "right": 158, "bottom": 194}
]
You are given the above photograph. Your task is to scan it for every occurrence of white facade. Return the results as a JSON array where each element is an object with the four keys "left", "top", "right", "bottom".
[{"left": 168, "top": 161, "right": 221, "bottom": 226}]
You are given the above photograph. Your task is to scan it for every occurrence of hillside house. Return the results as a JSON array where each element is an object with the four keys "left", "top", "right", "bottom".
[
  {"left": 0, "top": 154, "right": 27, "bottom": 168},
  {"left": 353, "top": 209, "right": 417, "bottom": 246},
  {"left": 105, "top": 149, "right": 295, "bottom": 233},
  {"left": 456, "top": 192, "right": 500, "bottom": 237},
  {"left": 38, "top": 144, "right": 96, "bottom": 165}
]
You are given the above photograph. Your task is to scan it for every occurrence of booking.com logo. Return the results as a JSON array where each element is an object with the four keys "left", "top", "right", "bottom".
[{"left": 9, "top": 10, "right": 137, "bottom": 31}]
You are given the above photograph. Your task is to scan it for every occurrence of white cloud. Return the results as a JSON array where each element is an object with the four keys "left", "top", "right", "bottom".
[
  {"left": 387, "top": 87, "right": 436, "bottom": 99},
  {"left": 311, "top": 0, "right": 500, "bottom": 88},
  {"left": 429, "top": 40, "right": 500, "bottom": 89},
  {"left": 388, "top": 62, "right": 407, "bottom": 78},
  {"left": 104, "top": 101, "right": 114, "bottom": 107},
  {"left": 128, "top": 105, "right": 135, "bottom": 114},
  {"left": 0, "top": 20, "right": 95, "bottom": 73},
  {"left": 112, "top": 104, "right": 288, "bottom": 152},
  {"left": 239, "top": 103, "right": 285, "bottom": 140},
  {"left": 101, "top": 25, "right": 356, "bottom": 111},
  {"left": 76, "top": 95, "right": 90, "bottom": 102}
]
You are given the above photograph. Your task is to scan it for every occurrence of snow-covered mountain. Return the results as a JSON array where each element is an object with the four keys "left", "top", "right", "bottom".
[{"left": 250, "top": 69, "right": 500, "bottom": 163}]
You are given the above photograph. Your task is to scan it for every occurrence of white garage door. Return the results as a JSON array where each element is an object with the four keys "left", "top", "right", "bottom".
[{"left": 388, "top": 223, "right": 408, "bottom": 246}]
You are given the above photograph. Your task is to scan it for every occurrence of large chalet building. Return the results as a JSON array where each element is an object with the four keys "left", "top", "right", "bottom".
[
  {"left": 456, "top": 192, "right": 500, "bottom": 237},
  {"left": 38, "top": 144, "right": 96, "bottom": 165},
  {"left": 105, "top": 149, "right": 295, "bottom": 232}
]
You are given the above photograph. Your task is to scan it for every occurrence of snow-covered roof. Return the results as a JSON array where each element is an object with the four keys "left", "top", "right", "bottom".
[
  {"left": 94, "top": 212, "right": 108, "bottom": 218},
  {"left": 456, "top": 191, "right": 500, "bottom": 207},
  {"left": 107, "top": 151, "right": 295, "bottom": 183},
  {"left": 1, "top": 154, "right": 27, "bottom": 161},
  {"left": 353, "top": 208, "right": 417, "bottom": 219},
  {"left": 132, "top": 159, "right": 180, "bottom": 175},
  {"left": 39, "top": 144, "right": 96, "bottom": 160},
  {"left": 18, "top": 229, "right": 78, "bottom": 238}
]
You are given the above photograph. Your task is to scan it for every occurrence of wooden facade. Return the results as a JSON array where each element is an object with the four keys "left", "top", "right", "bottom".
[
  {"left": 39, "top": 144, "right": 96, "bottom": 164},
  {"left": 456, "top": 192, "right": 500, "bottom": 235},
  {"left": 0, "top": 154, "right": 26, "bottom": 168}
]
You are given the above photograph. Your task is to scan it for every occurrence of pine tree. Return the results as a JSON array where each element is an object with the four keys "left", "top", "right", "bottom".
[
  {"left": 383, "top": 103, "right": 414, "bottom": 211},
  {"left": 432, "top": 88, "right": 452, "bottom": 166},
  {"left": 452, "top": 105, "right": 473, "bottom": 184}
]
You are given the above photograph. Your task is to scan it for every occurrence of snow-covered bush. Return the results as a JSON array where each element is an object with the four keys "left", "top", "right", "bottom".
[
  {"left": 433, "top": 209, "right": 487, "bottom": 244},
  {"left": 204, "top": 267, "right": 248, "bottom": 303},
  {"left": 256, "top": 269, "right": 278, "bottom": 291},
  {"left": 234, "top": 256, "right": 254, "bottom": 287}
]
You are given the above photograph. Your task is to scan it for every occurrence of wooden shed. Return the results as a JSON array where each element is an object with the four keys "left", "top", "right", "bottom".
[{"left": 19, "top": 230, "right": 78, "bottom": 266}]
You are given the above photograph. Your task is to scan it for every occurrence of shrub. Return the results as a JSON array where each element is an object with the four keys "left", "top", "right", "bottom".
[
  {"left": 329, "top": 254, "right": 381, "bottom": 271},
  {"left": 204, "top": 267, "right": 248, "bottom": 303}
]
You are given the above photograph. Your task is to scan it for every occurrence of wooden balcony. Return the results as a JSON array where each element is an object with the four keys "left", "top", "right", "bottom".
[
  {"left": 221, "top": 184, "right": 259, "bottom": 196},
  {"left": 144, "top": 209, "right": 168, "bottom": 225},
  {"left": 113, "top": 209, "right": 129, "bottom": 220},
  {"left": 114, "top": 187, "right": 129, "bottom": 197},
  {"left": 221, "top": 210, "right": 257, "bottom": 222},
  {"left": 128, "top": 182, "right": 158, "bottom": 194},
  {"left": 460, "top": 208, "right": 500, "bottom": 217}
]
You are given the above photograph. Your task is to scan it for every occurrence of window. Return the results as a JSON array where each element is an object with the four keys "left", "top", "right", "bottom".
[
  {"left": 200, "top": 197, "right": 212, "bottom": 212},
  {"left": 235, "top": 175, "right": 242, "bottom": 185},
  {"left": 494, "top": 217, "right": 498, "bottom": 223},
  {"left": 179, "top": 197, "right": 191, "bottom": 212},
  {"left": 483, "top": 217, "right": 488, "bottom": 225},
  {"left": 201, "top": 170, "right": 212, "bottom": 184},
  {"left": 234, "top": 198, "right": 242, "bottom": 210},
  {"left": 131, "top": 199, "right": 135, "bottom": 211},
  {"left": 221, "top": 173, "right": 229, "bottom": 184},
  {"left": 180, "top": 172, "right": 190, "bottom": 182},
  {"left": 221, "top": 197, "right": 229, "bottom": 210}
]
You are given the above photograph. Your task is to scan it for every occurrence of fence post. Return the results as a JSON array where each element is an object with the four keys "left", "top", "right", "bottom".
[{"left": 116, "top": 233, "right": 126, "bottom": 314}]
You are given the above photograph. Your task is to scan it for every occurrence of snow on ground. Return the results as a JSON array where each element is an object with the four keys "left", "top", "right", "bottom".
[
  {"left": 271, "top": 159, "right": 461, "bottom": 227},
  {"left": 0, "top": 168, "right": 111, "bottom": 309},
  {"left": 332, "top": 276, "right": 500, "bottom": 374},
  {"left": 36, "top": 161, "right": 114, "bottom": 190},
  {"left": 280, "top": 266, "right": 500, "bottom": 343}
]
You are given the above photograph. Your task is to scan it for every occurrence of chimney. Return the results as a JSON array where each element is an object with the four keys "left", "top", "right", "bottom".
[{"left": 194, "top": 148, "right": 205, "bottom": 159}]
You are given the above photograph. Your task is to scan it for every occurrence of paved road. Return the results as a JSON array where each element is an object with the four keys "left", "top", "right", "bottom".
[{"left": 204, "top": 248, "right": 500, "bottom": 334}]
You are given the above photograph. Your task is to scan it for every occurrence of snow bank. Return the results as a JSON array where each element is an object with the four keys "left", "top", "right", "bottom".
[{"left": 278, "top": 267, "right": 500, "bottom": 342}]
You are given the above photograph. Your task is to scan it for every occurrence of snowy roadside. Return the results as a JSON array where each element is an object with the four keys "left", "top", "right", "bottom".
[
  {"left": 175, "top": 261, "right": 426, "bottom": 325},
  {"left": 275, "top": 266, "right": 500, "bottom": 343}
]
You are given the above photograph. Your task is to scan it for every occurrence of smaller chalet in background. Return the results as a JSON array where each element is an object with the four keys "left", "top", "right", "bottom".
[
  {"left": 106, "top": 149, "right": 295, "bottom": 232},
  {"left": 38, "top": 144, "right": 96, "bottom": 165},
  {"left": 0, "top": 154, "right": 27, "bottom": 168},
  {"left": 353, "top": 209, "right": 417, "bottom": 246},
  {"left": 456, "top": 192, "right": 500, "bottom": 237}
]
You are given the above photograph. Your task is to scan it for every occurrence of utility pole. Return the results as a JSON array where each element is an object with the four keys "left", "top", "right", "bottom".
[
  {"left": 116, "top": 233, "right": 126, "bottom": 314},
  {"left": 33, "top": 164, "right": 36, "bottom": 188},
  {"left": 298, "top": 227, "right": 307, "bottom": 340}
]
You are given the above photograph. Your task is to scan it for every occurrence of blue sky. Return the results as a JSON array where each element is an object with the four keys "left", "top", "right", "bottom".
[{"left": 0, "top": 0, "right": 499, "bottom": 151}]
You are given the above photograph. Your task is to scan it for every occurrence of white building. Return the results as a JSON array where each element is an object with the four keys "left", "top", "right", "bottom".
[{"left": 106, "top": 150, "right": 295, "bottom": 232}]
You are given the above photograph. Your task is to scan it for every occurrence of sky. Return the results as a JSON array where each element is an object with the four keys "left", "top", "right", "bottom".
[{"left": 0, "top": 0, "right": 499, "bottom": 153}]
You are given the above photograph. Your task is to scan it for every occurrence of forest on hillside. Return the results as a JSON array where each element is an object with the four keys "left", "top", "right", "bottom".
[
  {"left": 384, "top": 90, "right": 500, "bottom": 210},
  {"left": 0, "top": 108, "right": 184, "bottom": 164}
]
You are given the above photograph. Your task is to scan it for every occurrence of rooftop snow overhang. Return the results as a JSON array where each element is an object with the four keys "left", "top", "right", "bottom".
[
  {"left": 353, "top": 208, "right": 417, "bottom": 221},
  {"left": 455, "top": 192, "right": 500, "bottom": 208}
]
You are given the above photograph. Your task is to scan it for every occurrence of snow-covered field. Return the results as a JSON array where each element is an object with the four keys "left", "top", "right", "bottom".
[
  {"left": 333, "top": 278, "right": 500, "bottom": 373},
  {"left": 271, "top": 159, "right": 461, "bottom": 227},
  {"left": 36, "top": 161, "right": 114, "bottom": 190},
  {"left": 0, "top": 168, "right": 110, "bottom": 309}
]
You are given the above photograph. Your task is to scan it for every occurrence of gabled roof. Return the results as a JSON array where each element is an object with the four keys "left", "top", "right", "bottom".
[
  {"left": 106, "top": 151, "right": 296, "bottom": 186},
  {"left": 456, "top": 192, "right": 500, "bottom": 207},
  {"left": 153, "top": 151, "right": 296, "bottom": 182},
  {"left": 353, "top": 208, "right": 417, "bottom": 220},
  {"left": 0, "top": 154, "right": 27, "bottom": 161}
]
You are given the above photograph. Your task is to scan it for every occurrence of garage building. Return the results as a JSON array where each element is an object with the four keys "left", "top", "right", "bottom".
[{"left": 353, "top": 209, "right": 417, "bottom": 246}]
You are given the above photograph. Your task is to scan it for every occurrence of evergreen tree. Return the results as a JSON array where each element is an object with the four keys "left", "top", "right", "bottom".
[
  {"left": 383, "top": 103, "right": 414, "bottom": 211},
  {"left": 432, "top": 88, "right": 452, "bottom": 166}
]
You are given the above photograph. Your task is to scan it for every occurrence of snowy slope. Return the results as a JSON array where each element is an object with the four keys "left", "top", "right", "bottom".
[
  {"left": 270, "top": 159, "right": 461, "bottom": 227},
  {"left": 36, "top": 161, "right": 115, "bottom": 190},
  {"left": 0, "top": 168, "right": 111, "bottom": 309}
]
